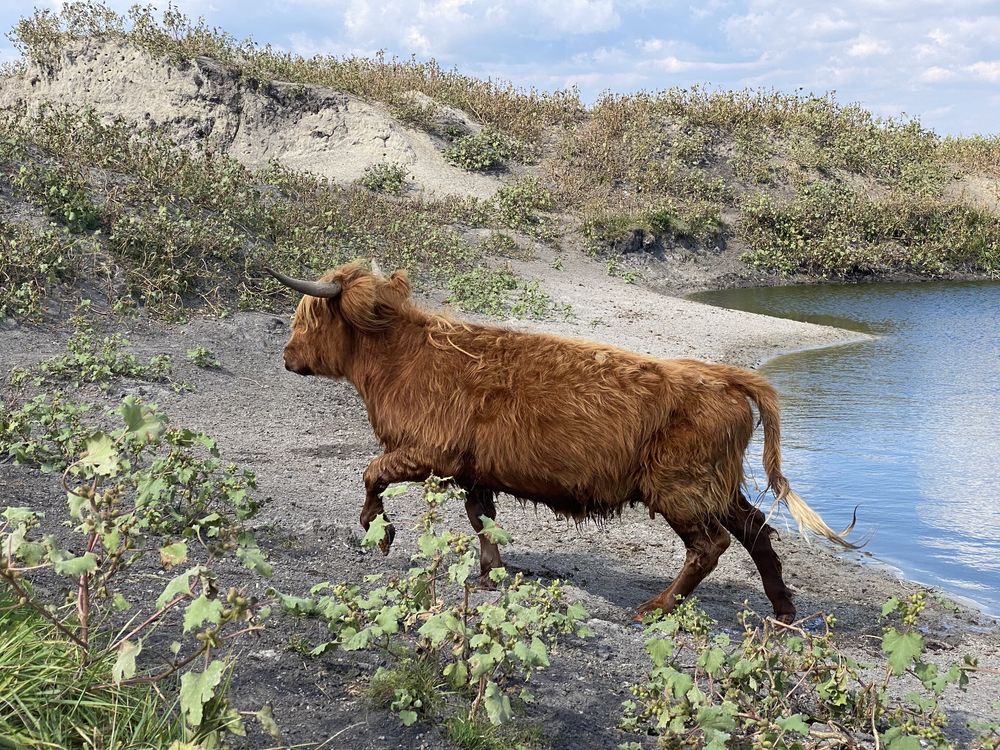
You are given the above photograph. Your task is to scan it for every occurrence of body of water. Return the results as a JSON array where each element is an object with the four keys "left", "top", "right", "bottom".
[{"left": 692, "top": 281, "right": 1000, "bottom": 615}]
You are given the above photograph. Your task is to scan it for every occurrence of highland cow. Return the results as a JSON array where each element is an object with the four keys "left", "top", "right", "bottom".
[{"left": 267, "top": 262, "right": 855, "bottom": 622}]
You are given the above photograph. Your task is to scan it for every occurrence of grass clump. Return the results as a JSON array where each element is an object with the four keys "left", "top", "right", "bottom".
[{"left": 0, "top": 592, "right": 185, "bottom": 750}]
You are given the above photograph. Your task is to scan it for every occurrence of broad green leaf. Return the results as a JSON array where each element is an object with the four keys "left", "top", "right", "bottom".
[
  {"left": 418, "top": 612, "right": 461, "bottom": 646},
  {"left": 184, "top": 594, "right": 224, "bottom": 633},
  {"left": 112, "top": 639, "right": 142, "bottom": 684},
  {"left": 646, "top": 638, "right": 674, "bottom": 667},
  {"left": 696, "top": 704, "right": 736, "bottom": 732},
  {"left": 399, "top": 709, "right": 418, "bottom": 726},
  {"left": 447, "top": 552, "right": 475, "bottom": 585},
  {"left": 362, "top": 514, "right": 389, "bottom": 549},
  {"left": 156, "top": 567, "right": 204, "bottom": 607},
  {"left": 179, "top": 660, "right": 226, "bottom": 727},
  {"left": 478, "top": 516, "right": 512, "bottom": 545},
  {"left": 483, "top": 681, "right": 513, "bottom": 725},
  {"left": 565, "top": 601, "right": 589, "bottom": 622},
  {"left": 79, "top": 433, "right": 119, "bottom": 477},
  {"left": 67, "top": 491, "right": 88, "bottom": 520},
  {"left": 256, "top": 704, "right": 281, "bottom": 739},
  {"left": 2, "top": 507, "right": 37, "bottom": 525},
  {"left": 375, "top": 606, "right": 401, "bottom": 635},
  {"left": 16, "top": 541, "right": 46, "bottom": 566},
  {"left": 776, "top": 714, "right": 810, "bottom": 735},
  {"left": 272, "top": 590, "right": 317, "bottom": 615},
  {"left": 381, "top": 484, "right": 411, "bottom": 498},
  {"left": 698, "top": 646, "right": 726, "bottom": 676},
  {"left": 159, "top": 542, "right": 188, "bottom": 568},
  {"left": 882, "top": 628, "right": 924, "bottom": 675},
  {"left": 529, "top": 636, "right": 550, "bottom": 667},
  {"left": 886, "top": 736, "right": 922, "bottom": 750},
  {"left": 52, "top": 552, "right": 98, "bottom": 577},
  {"left": 443, "top": 660, "right": 468, "bottom": 688},
  {"left": 119, "top": 398, "right": 167, "bottom": 443},
  {"left": 237, "top": 543, "right": 273, "bottom": 577},
  {"left": 101, "top": 528, "right": 120, "bottom": 551},
  {"left": 310, "top": 642, "right": 335, "bottom": 656},
  {"left": 113, "top": 592, "right": 130, "bottom": 611},
  {"left": 881, "top": 597, "right": 901, "bottom": 617},
  {"left": 342, "top": 628, "right": 371, "bottom": 651}
]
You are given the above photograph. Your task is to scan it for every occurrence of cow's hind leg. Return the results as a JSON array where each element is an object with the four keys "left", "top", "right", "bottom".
[
  {"left": 722, "top": 490, "right": 796, "bottom": 624},
  {"left": 361, "top": 449, "right": 435, "bottom": 555},
  {"left": 637, "top": 519, "right": 731, "bottom": 618},
  {"left": 462, "top": 486, "right": 503, "bottom": 586}
]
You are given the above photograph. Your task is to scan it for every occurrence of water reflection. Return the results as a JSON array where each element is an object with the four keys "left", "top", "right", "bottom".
[{"left": 693, "top": 281, "right": 1000, "bottom": 614}]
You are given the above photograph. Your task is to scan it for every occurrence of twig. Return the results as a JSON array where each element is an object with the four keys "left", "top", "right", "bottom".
[
  {"left": 0, "top": 570, "right": 90, "bottom": 650},
  {"left": 95, "top": 644, "right": 208, "bottom": 690},
  {"left": 107, "top": 593, "right": 188, "bottom": 653},
  {"left": 314, "top": 721, "right": 366, "bottom": 749}
]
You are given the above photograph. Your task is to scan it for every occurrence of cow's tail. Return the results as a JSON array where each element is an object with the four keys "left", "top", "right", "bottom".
[{"left": 731, "top": 369, "right": 858, "bottom": 549}]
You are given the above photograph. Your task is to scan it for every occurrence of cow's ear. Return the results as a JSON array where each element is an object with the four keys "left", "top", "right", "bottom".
[{"left": 388, "top": 270, "right": 411, "bottom": 298}]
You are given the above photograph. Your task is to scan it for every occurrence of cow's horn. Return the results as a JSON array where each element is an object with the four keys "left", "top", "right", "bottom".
[
  {"left": 265, "top": 268, "right": 342, "bottom": 298},
  {"left": 370, "top": 257, "right": 385, "bottom": 277}
]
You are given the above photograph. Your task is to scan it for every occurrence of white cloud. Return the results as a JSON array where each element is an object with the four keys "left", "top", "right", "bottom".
[
  {"left": 846, "top": 34, "right": 890, "bottom": 58},
  {"left": 919, "top": 65, "right": 956, "bottom": 82},
  {"left": 965, "top": 59, "right": 1000, "bottom": 82}
]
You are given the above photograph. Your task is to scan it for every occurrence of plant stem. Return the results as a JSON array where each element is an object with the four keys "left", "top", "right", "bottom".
[{"left": 0, "top": 569, "right": 90, "bottom": 649}]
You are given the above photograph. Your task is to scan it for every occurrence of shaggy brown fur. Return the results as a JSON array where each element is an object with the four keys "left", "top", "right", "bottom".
[{"left": 275, "top": 262, "right": 855, "bottom": 622}]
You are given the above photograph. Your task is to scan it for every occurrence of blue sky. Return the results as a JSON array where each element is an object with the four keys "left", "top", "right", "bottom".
[{"left": 2, "top": 1, "right": 999, "bottom": 136}]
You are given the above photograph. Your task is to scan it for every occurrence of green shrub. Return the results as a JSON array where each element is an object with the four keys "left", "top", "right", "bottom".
[
  {"left": 740, "top": 182, "right": 1000, "bottom": 277},
  {"left": 0, "top": 396, "right": 272, "bottom": 746},
  {"left": 187, "top": 345, "right": 221, "bottom": 369},
  {"left": 620, "top": 594, "right": 996, "bottom": 749},
  {"left": 357, "top": 162, "right": 409, "bottom": 194},
  {"left": 11, "top": 314, "right": 176, "bottom": 391},
  {"left": 12, "top": 162, "right": 103, "bottom": 232},
  {"left": 0, "top": 221, "right": 75, "bottom": 320},
  {"left": 444, "top": 128, "right": 519, "bottom": 172},
  {"left": 274, "top": 477, "right": 589, "bottom": 731},
  {"left": 493, "top": 178, "right": 553, "bottom": 229}
]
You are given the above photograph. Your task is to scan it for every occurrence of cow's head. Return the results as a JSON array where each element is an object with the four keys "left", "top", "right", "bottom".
[{"left": 265, "top": 262, "right": 410, "bottom": 379}]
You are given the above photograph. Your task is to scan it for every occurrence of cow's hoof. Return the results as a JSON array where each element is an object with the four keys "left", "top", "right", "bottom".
[
  {"left": 773, "top": 610, "right": 796, "bottom": 626},
  {"left": 378, "top": 523, "right": 396, "bottom": 556},
  {"left": 636, "top": 598, "right": 672, "bottom": 621},
  {"left": 476, "top": 574, "right": 498, "bottom": 591}
]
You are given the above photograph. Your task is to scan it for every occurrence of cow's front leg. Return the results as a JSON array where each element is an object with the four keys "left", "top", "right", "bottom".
[
  {"left": 462, "top": 486, "right": 503, "bottom": 587},
  {"left": 361, "top": 449, "right": 434, "bottom": 555}
]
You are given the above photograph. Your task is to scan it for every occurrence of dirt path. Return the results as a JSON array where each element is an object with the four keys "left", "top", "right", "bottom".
[{"left": 2, "top": 262, "right": 998, "bottom": 748}]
